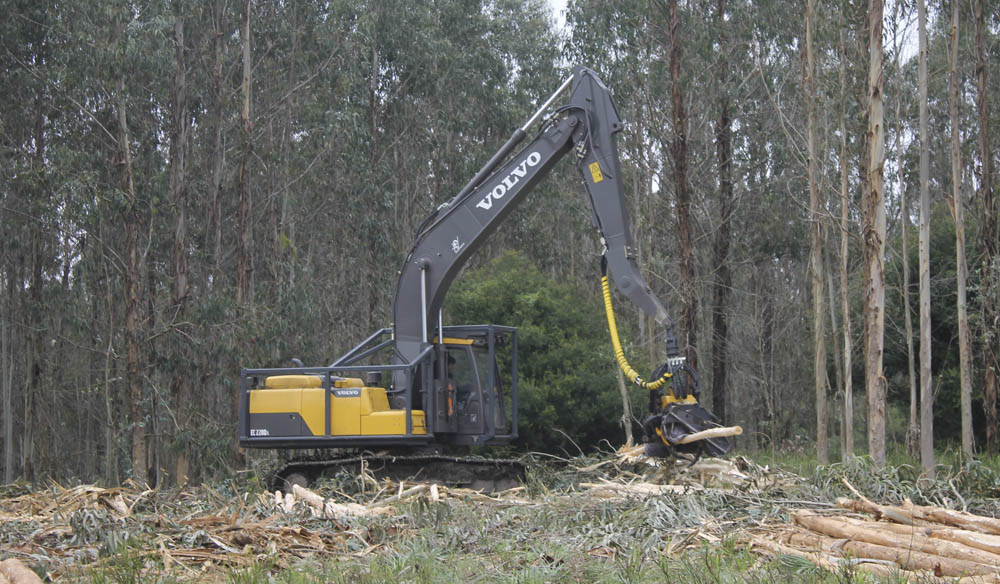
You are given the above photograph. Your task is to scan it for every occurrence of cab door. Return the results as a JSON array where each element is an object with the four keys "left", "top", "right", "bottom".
[{"left": 452, "top": 345, "right": 485, "bottom": 436}]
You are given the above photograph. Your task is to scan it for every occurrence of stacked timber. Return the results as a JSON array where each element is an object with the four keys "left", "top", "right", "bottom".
[{"left": 751, "top": 498, "right": 1000, "bottom": 582}]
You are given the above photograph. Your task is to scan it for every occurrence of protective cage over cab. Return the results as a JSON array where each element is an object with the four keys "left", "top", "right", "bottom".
[{"left": 238, "top": 325, "right": 518, "bottom": 449}]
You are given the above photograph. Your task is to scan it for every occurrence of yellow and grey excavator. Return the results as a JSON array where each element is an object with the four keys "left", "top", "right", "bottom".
[{"left": 238, "top": 66, "right": 731, "bottom": 488}]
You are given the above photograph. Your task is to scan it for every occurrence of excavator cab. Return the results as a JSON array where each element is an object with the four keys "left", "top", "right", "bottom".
[{"left": 431, "top": 330, "right": 513, "bottom": 442}]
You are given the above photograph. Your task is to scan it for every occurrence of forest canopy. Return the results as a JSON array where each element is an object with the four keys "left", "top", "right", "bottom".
[{"left": 1, "top": 0, "right": 997, "bottom": 487}]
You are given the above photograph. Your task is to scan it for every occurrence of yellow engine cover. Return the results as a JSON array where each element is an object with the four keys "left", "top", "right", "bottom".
[{"left": 249, "top": 376, "right": 426, "bottom": 437}]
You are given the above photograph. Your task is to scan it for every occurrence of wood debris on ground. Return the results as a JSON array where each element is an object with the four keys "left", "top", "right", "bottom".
[
  {"left": 0, "top": 476, "right": 535, "bottom": 580},
  {"left": 750, "top": 494, "right": 1000, "bottom": 582},
  {"left": 3, "top": 454, "right": 994, "bottom": 581},
  {"left": 575, "top": 442, "right": 770, "bottom": 493}
]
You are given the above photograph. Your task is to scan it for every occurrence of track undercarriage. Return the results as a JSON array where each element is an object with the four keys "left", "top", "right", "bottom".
[{"left": 271, "top": 451, "right": 526, "bottom": 494}]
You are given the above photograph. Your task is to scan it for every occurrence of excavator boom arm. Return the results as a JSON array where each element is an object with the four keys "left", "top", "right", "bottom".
[{"left": 392, "top": 66, "right": 676, "bottom": 369}]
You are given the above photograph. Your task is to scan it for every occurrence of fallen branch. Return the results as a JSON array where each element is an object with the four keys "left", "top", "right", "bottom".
[
  {"left": 291, "top": 484, "right": 391, "bottom": 519},
  {"left": 379, "top": 483, "right": 427, "bottom": 504}
]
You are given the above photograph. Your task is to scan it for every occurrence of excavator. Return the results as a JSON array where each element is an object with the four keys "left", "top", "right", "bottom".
[{"left": 238, "top": 66, "right": 733, "bottom": 489}]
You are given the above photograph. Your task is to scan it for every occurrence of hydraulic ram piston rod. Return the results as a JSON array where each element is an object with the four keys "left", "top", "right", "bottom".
[{"left": 452, "top": 74, "right": 575, "bottom": 203}]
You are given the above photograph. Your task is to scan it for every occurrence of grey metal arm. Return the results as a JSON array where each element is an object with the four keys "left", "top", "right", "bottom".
[{"left": 391, "top": 66, "right": 678, "bottom": 373}]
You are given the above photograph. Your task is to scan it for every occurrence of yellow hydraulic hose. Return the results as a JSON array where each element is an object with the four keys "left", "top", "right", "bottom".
[{"left": 601, "top": 275, "right": 672, "bottom": 391}]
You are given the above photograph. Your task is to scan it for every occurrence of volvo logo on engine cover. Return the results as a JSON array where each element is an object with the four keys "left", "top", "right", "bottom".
[{"left": 475, "top": 151, "right": 541, "bottom": 211}]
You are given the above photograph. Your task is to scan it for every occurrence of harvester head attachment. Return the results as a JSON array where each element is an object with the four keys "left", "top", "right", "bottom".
[{"left": 642, "top": 403, "right": 732, "bottom": 458}]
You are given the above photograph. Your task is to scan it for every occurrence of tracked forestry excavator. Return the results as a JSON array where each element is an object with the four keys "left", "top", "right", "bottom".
[{"left": 239, "top": 66, "right": 733, "bottom": 490}]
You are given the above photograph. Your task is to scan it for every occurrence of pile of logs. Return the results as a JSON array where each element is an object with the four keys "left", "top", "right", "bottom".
[{"left": 752, "top": 497, "right": 1000, "bottom": 582}]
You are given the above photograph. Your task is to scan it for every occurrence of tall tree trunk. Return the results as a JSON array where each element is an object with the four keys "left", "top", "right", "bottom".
[
  {"left": 864, "top": 0, "right": 887, "bottom": 467},
  {"left": 949, "top": 0, "right": 973, "bottom": 459},
  {"left": 825, "top": 240, "right": 843, "bottom": 448},
  {"left": 667, "top": 0, "right": 698, "bottom": 369},
  {"left": 22, "top": 73, "right": 48, "bottom": 482},
  {"left": 895, "top": 10, "right": 918, "bottom": 458},
  {"left": 168, "top": 7, "right": 191, "bottom": 485},
  {"left": 2, "top": 281, "right": 12, "bottom": 483},
  {"left": 711, "top": 0, "right": 732, "bottom": 425},
  {"left": 118, "top": 76, "right": 147, "bottom": 485},
  {"left": 902, "top": 188, "right": 918, "bottom": 459},
  {"left": 838, "top": 28, "right": 854, "bottom": 460},
  {"left": 918, "top": 0, "right": 934, "bottom": 477},
  {"left": 277, "top": 2, "right": 299, "bottom": 299},
  {"left": 100, "top": 221, "right": 118, "bottom": 486},
  {"left": 236, "top": 0, "right": 253, "bottom": 309},
  {"left": 232, "top": 0, "right": 253, "bottom": 468},
  {"left": 805, "top": 0, "right": 829, "bottom": 464},
  {"left": 974, "top": 0, "right": 997, "bottom": 455},
  {"left": 209, "top": 0, "right": 225, "bottom": 285}
]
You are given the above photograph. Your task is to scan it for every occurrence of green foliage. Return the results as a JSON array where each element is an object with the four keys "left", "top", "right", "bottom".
[
  {"left": 87, "top": 538, "right": 177, "bottom": 584},
  {"left": 884, "top": 202, "right": 989, "bottom": 444},
  {"left": 447, "top": 251, "right": 627, "bottom": 454},
  {"left": 226, "top": 556, "right": 279, "bottom": 584}
]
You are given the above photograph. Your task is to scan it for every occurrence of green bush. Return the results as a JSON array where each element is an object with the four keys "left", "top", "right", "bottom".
[{"left": 447, "top": 251, "right": 628, "bottom": 453}]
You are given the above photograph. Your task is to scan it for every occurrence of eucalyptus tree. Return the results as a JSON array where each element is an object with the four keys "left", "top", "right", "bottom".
[
  {"left": 917, "top": 0, "right": 934, "bottom": 476},
  {"left": 974, "top": 0, "right": 997, "bottom": 455},
  {"left": 711, "top": 0, "right": 735, "bottom": 425},
  {"left": 662, "top": 0, "right": 699, "bottom": 370},
  {"left": 864, "top": 0, "right": 887, "bottom": 466},
  {"left": 948, "top": 0, "right": 973, "bottom": 459},
  {"left": 888, "top": 3, "right": 917, "bottom": 458},
  {"left": 837, "top": 23, "right": 855, "bottom": 460},
  {"left": 804, "top": 0, "right": 829, "bottom": 464}
]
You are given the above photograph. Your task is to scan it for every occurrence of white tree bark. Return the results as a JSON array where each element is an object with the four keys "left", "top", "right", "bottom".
[
  {"left": 805, "top": 0, "right": 828, "bottom": 464},
  {"left": 949, "top": 0, "right": 974, "bottom": 459},
  {"left": 838, "top": 28, "right": 854, "bottom": 461},
  {"left": 918, "top": 0, "right": 935, "bottom": 477},
  {"left": 865, "top": 0, "right": 887, "bottom": 467}
]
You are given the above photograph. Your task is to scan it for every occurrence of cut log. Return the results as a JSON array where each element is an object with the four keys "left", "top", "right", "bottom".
[
  {"left": 838, "top": 497, "right": 1000, "bottom": 535},
  {"left": 793, "top": 510, "right": 1000, "bottom": 567},
  {"left": 0, "top": 559, "right": 43, "bottom": 584},
  {"left": 380, "top": 483, "right": 427, "bottom": 503},
  {"left": 291, "top": 484, "right": 388, "bottom": 518},
  {"left": 675, "top": 425, "right": 743, "bottom": 444},
  {"left": 836, "top": 497, "right": 920, "bottom": 525},
  {"left": 903, "top": 499, "right": 1000, "bottom": 535},
  {"left": 777, "top": 525, "right": 999, "bottom": 578},
  {"left": 838, "top": 515, "right": 1000, "bottom": 556},
  {"left": 752, "top": 535, "right": 988, "bottom": 584},
  {"left": 580, "top": 481, "right": 690, "bottom": 498}
]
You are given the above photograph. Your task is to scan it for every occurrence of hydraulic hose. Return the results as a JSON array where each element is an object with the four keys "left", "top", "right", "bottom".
[{"left": 600, "top": 264, "right": 672, "bottom": 392}]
